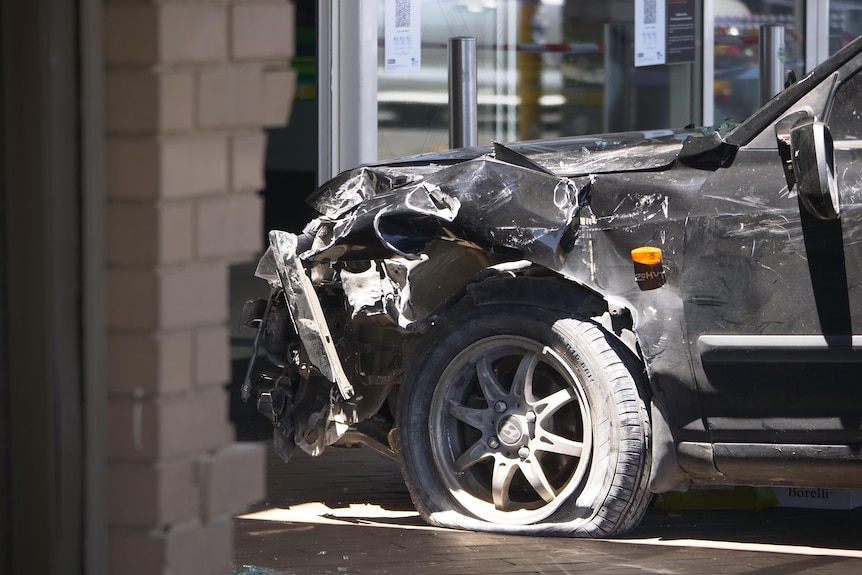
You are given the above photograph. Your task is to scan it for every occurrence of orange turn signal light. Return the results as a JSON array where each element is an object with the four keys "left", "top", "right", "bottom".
[
  {"left": 631, "top": 247, "right": 665, "bottom": 291},
  {"left": 631, "top": 246, "right": 663, "bottom": 265}
]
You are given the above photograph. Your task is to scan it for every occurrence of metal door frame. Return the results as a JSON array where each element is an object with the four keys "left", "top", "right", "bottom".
[{"left": 318, "top": 0, "right": 379, "bottom": 184}]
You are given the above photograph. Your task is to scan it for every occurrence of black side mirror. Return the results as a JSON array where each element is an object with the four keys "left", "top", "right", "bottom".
[
  {"left": 775, "top": 110, "right": 811, "bottom": 190},
  {"left": 789, "top": 117, "right": 839, "bottom": 220}
]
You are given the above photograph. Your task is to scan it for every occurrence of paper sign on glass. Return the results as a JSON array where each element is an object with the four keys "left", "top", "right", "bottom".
[
  {"left": 635, "top": 0, "right": 666, "bottom": 67},
  {"left": 385, "top": 0, "right": 422, "bottom": 72}
]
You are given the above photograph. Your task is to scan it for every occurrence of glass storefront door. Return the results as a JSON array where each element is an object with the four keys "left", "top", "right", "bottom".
[
  {"left": 377, "top": 0, "right": 523, "bottom": 158},
  {"left": 713, "top": 0, "right": 805, "bottom": 124},
  {"left": 374, "top": 0, "right": 862, "bottom": 161},
  {"left": 831, "top": 0, "right": 862, "bottom": 52},
  {"left": 377, "top": 0, "right": 705, "bottom": 159}
]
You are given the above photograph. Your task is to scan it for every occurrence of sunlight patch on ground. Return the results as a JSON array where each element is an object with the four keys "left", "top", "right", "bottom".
[
  {"left": 239, "top": 502, "right": 441, "bottom": 531},
  {"left": 612, "top": 537, "right": 862, "bottom": 559},
  {"left": 240, "top": 502, "right": 862, "bottom": 559}
]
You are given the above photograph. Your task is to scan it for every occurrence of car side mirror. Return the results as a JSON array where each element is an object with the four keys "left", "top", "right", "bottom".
[{"left": 790, "top": 118, "right": 839, "bottom": 220}]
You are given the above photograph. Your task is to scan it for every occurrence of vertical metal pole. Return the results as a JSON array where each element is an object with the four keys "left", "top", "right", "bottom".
[
  {"left": 805, "top": 0, "right": 829, "bottom": 73},
  {"left": 518, "top": 2, "right": 541, "bottom": 141},
  {"left": 81, "top": 0, "right": 107, "bottom": 571},
  {"left": 449, "top": 37, "right": 478, "bottom": 148},
  {"left": 495, "top": 3, "right": 517, "bottom": 144},
  {"left": 603, "top": 23, "right": 627, "bottom": 133},
  {"left": 702, "top": 0, "right": 715, "bottom": 127},
  {"left": 318, "top": 0, "right": 378, "bottom": 184},
  {"left": 759, "top": 25, "right": 785, "bottom": 105}
]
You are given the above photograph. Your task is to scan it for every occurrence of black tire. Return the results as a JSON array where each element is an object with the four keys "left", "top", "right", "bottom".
[{"left": 397, "top": 303, "right": 651, "bottom": 537}]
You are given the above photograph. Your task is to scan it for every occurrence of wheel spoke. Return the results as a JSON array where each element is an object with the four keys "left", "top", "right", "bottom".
[
  {"left": 510, "top": 350, "right": 539, "bottom": 402},
  {"left": 491, "top": 458, "right": 519, "bottom": 509},
  {"left": 535, "top": 430, "right": 584, "bottom": 458},
  {"left": 519, "top": 458, "right": 556, "bottom": 503},
  {"left": 448, "top": 400, "right": 489, "bottom": 431},
  {"left": 534, "top": 387, "right": 577, "bottom": 422},
  {"left": 476, "top": 354, "right": 507, "bottom": 403},
  {"left": 455, "top": 439, "right": 494, "bottom": 471}
]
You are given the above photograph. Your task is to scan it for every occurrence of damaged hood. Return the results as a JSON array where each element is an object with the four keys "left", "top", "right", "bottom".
[
  {"left": 488, "top": 128, "right": 695, "bottom": 176},
  {"left": 300, "top": 128, "right": 718, "bottom": 266},
  {"left": 303, "top": 158, "right": 581, "bottom": 265},
  {"left": 307, "top": 129, "right": 701, "bottom": 216}
]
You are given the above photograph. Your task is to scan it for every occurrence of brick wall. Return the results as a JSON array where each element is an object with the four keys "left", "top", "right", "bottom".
[{"left": 103, "top": 1, "right": 296, "bottom": 573}]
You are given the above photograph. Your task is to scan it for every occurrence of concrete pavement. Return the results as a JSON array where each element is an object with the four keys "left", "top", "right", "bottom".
[{"left": 232, "top": 444, "right": 862, "bottom": 575}]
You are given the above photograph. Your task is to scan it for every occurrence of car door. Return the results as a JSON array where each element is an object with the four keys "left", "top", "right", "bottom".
[{"left": 681, "top": 61, "right": 862, "bottom": 456}]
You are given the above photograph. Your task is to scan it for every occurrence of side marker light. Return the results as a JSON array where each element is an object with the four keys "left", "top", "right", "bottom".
[{"left": 631, "top": 246, "right": 666, "bottom": 290}]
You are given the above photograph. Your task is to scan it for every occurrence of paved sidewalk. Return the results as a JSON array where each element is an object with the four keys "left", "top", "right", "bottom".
[{"left": 233, "top": 444, "right": 862, "bottom": 575}]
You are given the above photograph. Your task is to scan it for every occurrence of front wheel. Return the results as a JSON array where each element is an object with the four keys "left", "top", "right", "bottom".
[{"left": 397, "top": 304, "right": 651, "bottom": 536}]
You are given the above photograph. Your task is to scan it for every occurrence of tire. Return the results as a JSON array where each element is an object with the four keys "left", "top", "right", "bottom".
[{"left": 397, "top": 303, "right": 652, "bottom": 537}]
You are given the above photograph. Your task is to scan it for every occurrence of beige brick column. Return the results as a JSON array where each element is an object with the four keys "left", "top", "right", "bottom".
[{"left": 103, "top": 1, "right": 296, "bottom": 573}]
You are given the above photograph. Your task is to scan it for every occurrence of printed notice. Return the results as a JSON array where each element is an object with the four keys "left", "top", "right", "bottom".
[
  {"left": 635, "top": 0, "right": 666, "bottom": 67},
  {"left": 667, "top": 0, "right": 696, "bottom": 64},
  {"left": 385, "top": 0, "right": 421, "bottom": 72}
]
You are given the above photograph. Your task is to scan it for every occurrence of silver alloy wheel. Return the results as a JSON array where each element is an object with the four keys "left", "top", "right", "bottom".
[{"left": 428, "top": 335, "right": 593, "bottom": 525}]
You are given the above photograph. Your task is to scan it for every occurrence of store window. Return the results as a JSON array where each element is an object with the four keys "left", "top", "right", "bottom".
[
  {"left": 831, "top": 2, "right": 862, "bottom": 53},
  {"left": 377, "top": 0, "right": 524, "bottom": 158},
  {"left": 377, "top": 0, "right": 704, "bottom": 159},
  {"left": 713, "top": 0, "right": 805, "bottom": 124},
  {"left": 372, "top": 1, "right": 862, "bottom": 161},
  {"left": 828, "top": 68, "right": 862, "bottom": 141}
]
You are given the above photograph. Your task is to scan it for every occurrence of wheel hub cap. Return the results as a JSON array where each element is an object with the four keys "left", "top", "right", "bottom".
[{"left": 497, "top": 415, "right": 529, "bottom": 447}]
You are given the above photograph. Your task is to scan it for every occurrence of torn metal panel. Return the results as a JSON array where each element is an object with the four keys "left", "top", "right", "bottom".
[
  {"left": 340, "top": 242, "right": 511, "bottom": 333},
  {"left": 339, "top": 258, "right": 421, "bottom": 328},
  {"left": 307, "top": 157, "right": 587, "bottom": 267},
  {"left": 268, "top": 230, "right": 354, "bottom": 400},
  {"left": 308, "top": 164, "right": 466, "bottom": 219},
  {"left": 340, "top": 262, "right": 399, "bottom": 318}
]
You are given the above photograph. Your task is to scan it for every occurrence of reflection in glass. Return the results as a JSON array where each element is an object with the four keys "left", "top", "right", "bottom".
[
  {"left": 831, "top": 1, "right": 862, "bottom": 54},
  {"left": 713, "top": 0, "right": 803, "bottom": 125},
  {"left": 377, "top": 0, "right": 704, "bottom": 159}
]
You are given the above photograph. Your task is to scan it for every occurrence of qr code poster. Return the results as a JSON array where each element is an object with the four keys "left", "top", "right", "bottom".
[
  {"left": 385, "top": 0, "right": 422, "bottom": 72},
  {"left": 635, "top": 0, "right": 666, "bottom": 67}
]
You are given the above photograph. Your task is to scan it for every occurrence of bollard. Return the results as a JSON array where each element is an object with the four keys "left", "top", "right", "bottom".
[
  {"left": 448, "top": 37, "right": 478, "bottom": 148},
  {"left": 604, "top": 23, "right": 627, "bottom": 133},
  {"left": 759, "top": 25, "right": 785, "bottom": 105}
]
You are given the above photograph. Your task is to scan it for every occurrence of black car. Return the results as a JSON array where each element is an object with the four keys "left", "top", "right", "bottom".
[{"left": 241, "top": 34, "right": 862, "bottom": 537}]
